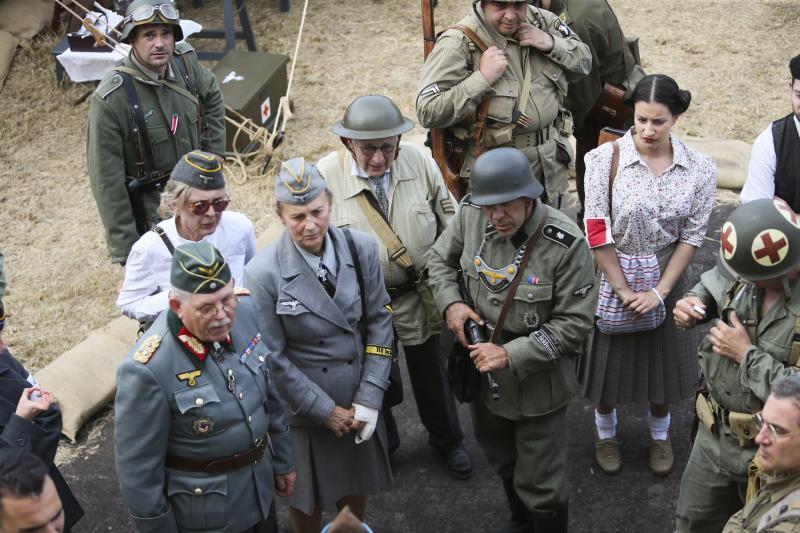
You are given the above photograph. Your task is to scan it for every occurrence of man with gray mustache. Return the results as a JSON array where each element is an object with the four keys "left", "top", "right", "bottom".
[{"left": 114, "top": 241, "right": 295, "bottom": 532}]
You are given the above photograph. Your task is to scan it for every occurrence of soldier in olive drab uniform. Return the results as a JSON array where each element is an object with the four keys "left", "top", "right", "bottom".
[
  {"left": 674, "top": 199, "right": 800, "bottom": 533},
  {"left": 722, "top": 374, "right": 800, "bottom": 533},
  {"left": 538, "top": 0, "right": 644, "bottom": 223},
  {"left": 317, "top": 95, "right": 472, "bottom": 478},
  {"left": 428, "top": 148, "right": 596, "bottom": 532},
  {"left": 114, "top": 242, "right": 295, "bottom": 533},
  {"left": 86, "top": 0, "right": 225, "bottom": 264},
  {"left": 416, "top": 0, "right": 590, "bottom": 206}
]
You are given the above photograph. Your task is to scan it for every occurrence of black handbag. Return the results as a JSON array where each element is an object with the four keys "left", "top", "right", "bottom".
[{"left": 343, "top": 229, "right": 403, "bottom": 408}]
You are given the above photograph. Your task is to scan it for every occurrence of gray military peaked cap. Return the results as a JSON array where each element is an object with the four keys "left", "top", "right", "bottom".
[
  {"left": 275, "top": 157, "right": 326, "bottom": 205},
  {"left": 170, "top": 150, "right": 226, "bottom": 190}
]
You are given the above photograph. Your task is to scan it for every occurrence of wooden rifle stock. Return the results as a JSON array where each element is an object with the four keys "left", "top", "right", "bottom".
[{"left": 421, "top": 0, "right": 467, "bottom": 201}]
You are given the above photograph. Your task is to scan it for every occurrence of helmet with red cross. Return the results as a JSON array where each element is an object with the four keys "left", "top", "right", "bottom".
[{"left": 718, "top": 198, "right": 800, "bottom": 282}]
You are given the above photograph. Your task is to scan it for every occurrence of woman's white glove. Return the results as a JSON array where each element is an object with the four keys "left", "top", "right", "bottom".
[{"left": 353, "top": 403, "right": 379, "bottom": 444}]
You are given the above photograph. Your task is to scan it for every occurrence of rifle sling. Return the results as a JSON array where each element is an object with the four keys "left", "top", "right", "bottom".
[
  {"left": 489, "top": 218, "right": 547, "bottom": 344},
  {"left": 448, "top": 24, "right": 491, "bottom": 157},
  {"left": 117, "top": 70, "right": 157, "bottom": 181}
]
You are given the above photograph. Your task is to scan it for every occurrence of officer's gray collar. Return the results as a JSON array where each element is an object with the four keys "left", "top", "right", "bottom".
[{"left": 292, "top": 231, "right": 337, "bottom": 274}]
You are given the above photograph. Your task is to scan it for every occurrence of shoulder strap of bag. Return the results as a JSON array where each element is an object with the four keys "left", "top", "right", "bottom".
[
  {"left": 354, "top": 192, "right": 417, "bottom": 275},
  {"left": 151, "top": 226, "right": 175, "bottom": 255},
  {"left": 489, "top": 218, "right": 547, "bottom": 343},
  {"left": 343, "top": 229, "right": 368, "bottom": 344},
  {"left": 116, "top": 70, "right": 157, "bottom": 180},
  {"left": 608, "top": 141, "right": 620, "bottom": 218}
]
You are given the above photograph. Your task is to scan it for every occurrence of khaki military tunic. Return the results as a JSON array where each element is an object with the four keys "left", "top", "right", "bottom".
[
  {"left": 724, "top": 472, "right": 800, "bottom": 533},
  {"left": 318, "top": 143, "right": 456, "bottom": 345},
  {"left": 676, "top": 269, "right": 800, "bottom": 533},
  {"left": 86, "top": 43, "right": 226, "bottom": 264},
  {"left": 416, "top": 4, "right": 590, "bottom": 201}
]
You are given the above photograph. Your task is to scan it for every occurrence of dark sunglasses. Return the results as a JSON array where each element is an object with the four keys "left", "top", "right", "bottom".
[{"left": 187, "top": 196, "right": 230, "bottom": 216}]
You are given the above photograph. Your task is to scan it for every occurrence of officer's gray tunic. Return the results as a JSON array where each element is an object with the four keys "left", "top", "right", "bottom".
[
  {"left": 245, "top": 226, "right": 394, "bottom": 513},
  {"left": 114, "top": 298, "right": 292, "bottom": 533}
]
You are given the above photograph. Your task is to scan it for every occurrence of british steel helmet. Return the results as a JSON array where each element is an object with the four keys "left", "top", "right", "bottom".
[
  {"left": 718, "top": 198, "right": 800, "bottom": 281},
  {"left": 469, "top": 148, "right": 543, "bottom": 206},
  {"left": 120, "top": 0, "right": 183, "bottom": 44},
  {"left": 331, "top": 95, "right": 415, "bottom": 140}
]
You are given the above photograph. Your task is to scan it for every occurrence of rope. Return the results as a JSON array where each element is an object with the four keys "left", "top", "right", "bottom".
[{"left": 223, "top": 0, "right": 309, "bottom": 183}]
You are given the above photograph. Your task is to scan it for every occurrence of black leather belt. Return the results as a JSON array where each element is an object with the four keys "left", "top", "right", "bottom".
[
  {"left": 165, "top": 436, "right": 267, "bottom": 474},
  {"left": 387, "top": 279, "right": 416, "bottom": 299}
]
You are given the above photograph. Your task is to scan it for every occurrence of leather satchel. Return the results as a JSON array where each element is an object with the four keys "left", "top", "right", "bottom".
[{"left": 343, "top": 229, "right": 403, "bottom": 408}]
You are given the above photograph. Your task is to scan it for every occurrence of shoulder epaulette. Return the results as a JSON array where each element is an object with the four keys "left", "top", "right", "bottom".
[
  {"left": 542, "top": 224, "right": 576, "bottom": 248},
  {"left": 133, "top": 335, "right": 161, "bottom": 365},
  {"left": 96, "top": 74, "right": 123, "bottom": 99},
  {"left": 234, "top": 287, "right": 251, "bottom": 297},
  {"left": 174, "top": 41, "right": 195, "bottom": 54}
]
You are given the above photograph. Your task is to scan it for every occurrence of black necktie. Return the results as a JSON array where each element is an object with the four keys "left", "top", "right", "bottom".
[{"left": 316, "top": 263, "right": 335, "bottom": 297}]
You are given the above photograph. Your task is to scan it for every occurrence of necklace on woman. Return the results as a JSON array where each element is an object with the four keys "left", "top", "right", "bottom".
[{"left": 473, "top": 226, "right": 527, "bottom": 293}]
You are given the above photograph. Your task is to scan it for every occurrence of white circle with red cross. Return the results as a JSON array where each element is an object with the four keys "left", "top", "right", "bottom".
[
  {"left": 720, "top": 221, "right": 737, "bottom": 261},
  {"left": 751, "top": 229, "right": 789, "bottom": 267},
  {"left": 774, "top": 198, "right": 800, "bottom": 229}
]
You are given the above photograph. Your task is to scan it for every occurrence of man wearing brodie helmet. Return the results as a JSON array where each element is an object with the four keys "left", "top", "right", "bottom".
[
  {"left": 674, "top": 198, "right": 800, "bottom": 532},
  {"left": 86, "top": 0, "right": 225, "bottom": 265}
]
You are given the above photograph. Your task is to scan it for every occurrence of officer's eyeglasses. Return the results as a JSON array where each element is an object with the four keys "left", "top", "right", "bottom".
[
  {"left": 186, "top": 196, "right": 230, "bottom": 216},
  {"left": 354, "top": 140, "right": 398, "bottom": 159},
  {"left": 196, "top": 294, "right": 238, "bottom": 319},
  {"left": 754, "top": 411, "right": 800, "bottom": 441},
  {"left": 123, "top": 3, "right": 180, "bottom": 25}
]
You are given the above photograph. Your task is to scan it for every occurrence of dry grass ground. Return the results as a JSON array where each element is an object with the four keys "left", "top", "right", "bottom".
[{"left": 0, "top": 0, "right": 796, "bottom": 430}]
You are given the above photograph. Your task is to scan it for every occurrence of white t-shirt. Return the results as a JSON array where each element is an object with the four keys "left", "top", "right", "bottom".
[
  {"left": 740, "top": 115, "right": 800, "bottom": 203},
  {"left": 117, "top": 211, "right": 257, "bottom": 322}
]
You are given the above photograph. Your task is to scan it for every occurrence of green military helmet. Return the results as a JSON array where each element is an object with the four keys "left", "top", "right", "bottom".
[
  {"left": 120, "top": 0, "right": 183, "bottom": 44},
  {"left": 718, "top": 198, "right": 800, "bottom": 282},
  {"left": 469, "top": 147, "right": 543, "bottom": 206},
  {"left": 331, "top": 95, "right": 415, "bottom": 140}
]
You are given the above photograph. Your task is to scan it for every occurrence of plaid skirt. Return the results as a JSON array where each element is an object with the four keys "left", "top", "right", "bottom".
[{"left": 581, "top": 244, "right": 702, "bottom": 405}]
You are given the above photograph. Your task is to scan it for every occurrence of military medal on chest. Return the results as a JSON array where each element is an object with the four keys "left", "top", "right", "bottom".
[{"left": 473, "top": 228, "right": 527, "bottom": 293}]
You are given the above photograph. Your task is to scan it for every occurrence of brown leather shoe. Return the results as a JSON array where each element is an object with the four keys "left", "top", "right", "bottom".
[
  {"left": 648, "top": 439, "right": 674, "bottom": 476},
  {"left": 594, "top": 434, "right": 622, "bottom": 475}
]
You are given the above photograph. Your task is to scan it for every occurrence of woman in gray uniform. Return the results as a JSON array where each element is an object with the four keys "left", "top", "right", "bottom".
[{"left": 245, "top": 159, "right": 394, "bottom": 533}]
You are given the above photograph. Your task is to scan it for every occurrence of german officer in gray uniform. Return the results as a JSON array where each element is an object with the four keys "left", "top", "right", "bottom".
[
  {"left": 114, "top": 241, "right": 295, "bottom": 533},
  {"left": 428, "top": 147, "right": 596, "bottom": 532},
  {"left": 245, "top": 159, "right": 394, "bottom": 533}
]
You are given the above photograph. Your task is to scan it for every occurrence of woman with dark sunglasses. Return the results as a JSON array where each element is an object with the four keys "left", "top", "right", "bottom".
[{"left": 117, "top": 150, "right": 256, "bottom": 324}]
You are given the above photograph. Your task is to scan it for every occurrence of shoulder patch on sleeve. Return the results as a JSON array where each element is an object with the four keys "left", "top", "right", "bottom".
[
  {"left": 234, "top": 287, "right": 251, "bottom": 296},
  {"left": 133, "top": 335, "right": 161, "bottom": 364},
  {"left": 96, "top": 74, "right": 123, "bottom": 99},
  {"left": 440, "top": 197, "right": 455, "bottom": 214},
  {"left": 542, "top": 224, "right": 576, "bottom": 248},
  {"left": 553, "top": 19, "right": 572, "bottom": 38},
  {"left": 419, "top": 83, "right": 441, "bottom": 98}
]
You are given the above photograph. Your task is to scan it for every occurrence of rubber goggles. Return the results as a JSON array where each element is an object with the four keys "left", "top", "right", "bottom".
[
  {"left": 187, "top": 196, "right": 230, "bottom": 216},
  {"left": 124, "top": 3, "right": 180, "bottom": 25}
]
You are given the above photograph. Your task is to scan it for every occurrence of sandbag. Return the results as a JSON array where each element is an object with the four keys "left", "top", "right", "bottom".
[
  {"left": 684, "top": 137, "right": 752, "bottom": 191},
  {"left": 0, "top": 30, "right": 18, "bottom": 90},
  {"left": 35, "top": 316, "right": 138, "bottom": 442},
  {"left": 0, "top": 0, "right": 52, "bottom": 40}
]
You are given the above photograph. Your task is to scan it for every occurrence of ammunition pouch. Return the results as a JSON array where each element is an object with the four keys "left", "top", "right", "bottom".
[
  {"left": 697, "top": 391, "right": 757, "bottom": 448},
  {"left": 556, "top": 109, "right": 574, "bottom": 137}
]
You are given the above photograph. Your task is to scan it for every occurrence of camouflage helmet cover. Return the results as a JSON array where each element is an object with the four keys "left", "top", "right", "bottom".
[{"left": 718, "top": 198, "right": 800, "bottom": 282}]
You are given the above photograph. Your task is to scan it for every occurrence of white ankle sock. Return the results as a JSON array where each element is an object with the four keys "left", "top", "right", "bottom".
[
  {"left": 648, "top": 411, "right": 670, "bottom": 441},
  {"left": 595, "top": 409, "right": 617, "bottom": 440}
]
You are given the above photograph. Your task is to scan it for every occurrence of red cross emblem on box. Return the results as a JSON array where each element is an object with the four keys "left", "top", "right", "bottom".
[
  {"left": 260, "top": 96, "right": 272, "bottom": 124},
  {"left": 751, "top": 229, "right": 789, "bottom": 266},
  {"left": 720, "top": 222, "right": 737, "bottom": 260}
]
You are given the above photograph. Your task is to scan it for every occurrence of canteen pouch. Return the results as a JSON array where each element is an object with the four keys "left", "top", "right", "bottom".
[
  {"left": 695, "top": 393, "right": 716, "bottom": 433},
  {"left": 729, "top": 412, "right": 758, "bottom": 448}
]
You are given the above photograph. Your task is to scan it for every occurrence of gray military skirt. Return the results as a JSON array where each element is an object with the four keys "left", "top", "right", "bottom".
[
  {"left": 281, "top": 417, "right": 392, "bottom": 515},
  {"left": 582, "top": 243, "right": 701, "bottom": 405}
]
